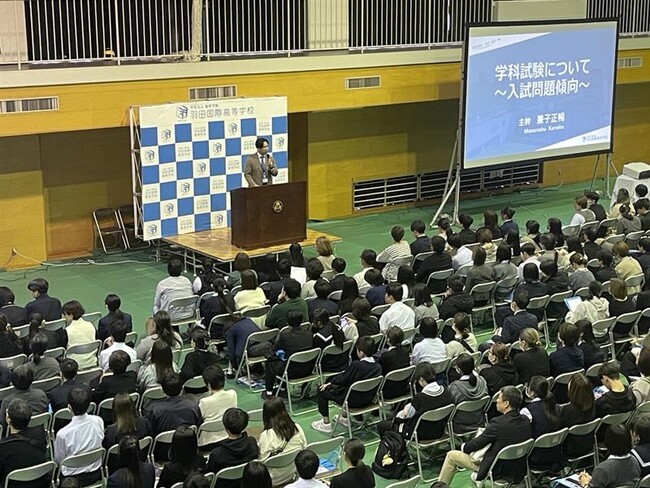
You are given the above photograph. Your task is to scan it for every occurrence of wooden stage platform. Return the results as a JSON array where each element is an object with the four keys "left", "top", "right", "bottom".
[{"left": 163, "top": 228, "right": 342, "bottom": 272}]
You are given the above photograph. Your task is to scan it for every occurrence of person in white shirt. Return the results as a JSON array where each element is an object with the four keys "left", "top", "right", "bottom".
[
  {"left": 449, "top": 234, "right": 473, "bottom": 271},
  {"left": 569, "top": 195, "right": 596, "bottom": 227},
  {"left": 63, "top": 300, "right": 98, "bottom": 370},
  {"left": 153, "top": 258, "right": 194, "bottom": 321},
  {"left": 517, "top": 243, "right": 541, "bottom": 281},
  {"left": 411, "top": 317, "right": 447, "bottom": 366},
  {"left": 301, "top": 259, "right": 325, "bottom": 299},
  {"left": 286, "top": 450, "right": 328, "bottom": 488},
  {"left": 376, "top": 226, "right": 412, "bottom": 283},
  {"left": 198, "top": 364, "right": 238, "bottom": 446},
  {"left": 379, "top": 283, "right": 416, "bottom": 334},
  {"left": 54, "top": 386, "right": 104, "bottom": 484},
  {"left": 353, "top": 250, "right": 378, "bottom": 288},
  {"left": 98, "top": 319, "right": 137, "bottom": 371}
]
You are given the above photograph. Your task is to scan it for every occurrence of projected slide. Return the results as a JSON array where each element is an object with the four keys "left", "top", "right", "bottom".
[{"left": 462, "top": 20, "right": 618, "bottom": 169}]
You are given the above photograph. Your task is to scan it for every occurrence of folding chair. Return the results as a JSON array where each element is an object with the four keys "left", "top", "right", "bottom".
[
  {"left": 599, "top": 218, "right": 617, "bottom": 236},
  {"left": 330, "top": 376, "right": 383, "bottom": 438},
  {"left": 65, "top": 340, "right": 102, "bottom": 369},
  {"left": 359, "top": 284, "right": 371, "bottom": 297},
  {"left": 234, "top": 328, "right": 279, "bottom": 391},
  {"left": 74, "top": 366, "right": 103, "bottom": 386},
  {"left": 43, "top": 318, "right": 66, "bottom": 331},
  {"left": 5, "top": 461, "right": 56, "bottom": 488},
  {"left": 426, "top": 268, "right": 454, "bottom": 295},
  {"left": 629, "top": 400, "right": 650, "bottom": 425},
  {"left": 32, "top": 376, "right": 61, "bottom": 392},
  {"left": 371, "top": 304, "right": 391, "bottom": 317},
  {"left": 197, "top": 419, "right": 227, "bottom": 450},
  {"left": 386, "top": 255, "right": 414, "bottom": 282},
  {"left": 182, "top": 375, "right": 207, "bottom": 395},
  {"left": 57, "top": 447, "right": 106, "bottom": 487},
  {"left": 168, "top": 295, "right": 200, "bottom": 334},
  {"left": 485, "top": 438, "right": 535, "bottom": 488},
  {"left": 98, "top": 392, "right": 140, "bottom": 424},
  {"left": 105, "top": 436, "right": 152, "bottom": 474},
  {"left": 469, "top": 281, "right": 497, "bottom": 331},
  {"left": 93, "top": 207, "right": 127, "bottom": 254},
  {"left": 138, "top": 386, "right": 166, "bottom": 414},
  {"left": 527, "top": 295, "right": 551, "bottom": 348},
  {"left": 126, "top": 359, "right": 142, "bottom": 373},
  {"left": 274, "top": 348, "right": 321, "bottom": 415},
  {"left": 317, "top": 340, "right": 354, "bottom": 380},
  {"left": 44, "top": 347, "right": 66, "bottom": 360},
  {"left": 625, "top": 230, "right": 646, "bottom": 250},
  {"left": 412, "top": 251, "right": 434, "bottom": 268},
  {"left": 12, "top": 324, "right": 30, "bottom": 339},
  {"left": 82, "top": 312, "right": 102, "bottom": 328},
  {"left": 564, "top": 418, "right": 601, "bottom": 472},
  {"left": 117, "top": 204, "right": 149, "bottom": 250},
  {"left": 546, "top": 290, "right": 573, "bottom": 336},
  {"left": 368, "top": 333, "right": 385, "bottom": 351},
  {"left": 0, "top": 354, "right": 27, "bottom": 370},
  {"left": 151, "top": 430, "right": 176, "bottom": 465},
  {"left": 385, "top": 476, "right": 420, "bottom": 488},
  {"left": 611, "top": 310, "right": 642, "bottom": 358},
  {"left": 580, "top": 221, "right": 600, "bottom": 236},
  {"left": 379, "top": 365, "right": 416, "bottom": 415},
  {"left": 528, "top": 428, "right": 569, "bottom": 485},
  {"left": 305, "top": 436, "right": 345, "bottom": 480},
  {"left": 408, "top": 403, "right": 455, "bottom": 482},
  {"left": 263, "top": 449, "right": 300, "bottom": 484},
  {"left": 456, "top": 264, "right": 472, "bottom": 281},
  {"left": 597, "top": 411, "right": 633, "bottom": 456},
  {"left": 592, "top": 317, "right": 617, "bottom": 360},
  {"left": 403, "top": 297, "right": 415, "bottom": 309},
  {"left": 562, "top": 224, "right": 580, "bottom": 238},
  {"left": 214, "top": 463, "right": 247, "bottom": 487},
  {"left": 328, "top": 290, "right": 343, "bottom": 301},
  {"left": 551, "top": 369, "right": 585, "bottom": 404},
  {"left": 624, "top": 273, "right": 645, "bottom": 295},
  {"left": 448, "top": 395, "right": 490, "bottom": 449},
  {"left": 639, "top": 473, "right": 650, "bottom": 488},
  {"left": 242, "top": 305, "right": 271, "bottom": 325},
  {"left": 602, "top": 233, "right": 625, "bottom": 247},
  {"left": 51, "top": 403, "right": 96, "bottom": 437},
  {"left": 492, "top": 276, "right": 519, "bottom": 325}
]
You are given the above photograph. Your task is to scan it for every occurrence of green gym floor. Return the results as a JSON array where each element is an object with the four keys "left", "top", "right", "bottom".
[{"left": 0, "top": 180, "right": 611, "bottom": 487}]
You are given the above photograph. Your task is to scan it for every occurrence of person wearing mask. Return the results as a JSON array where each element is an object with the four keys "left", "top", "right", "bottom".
[
  {"left": 97, "top": 294, "right": 133, "bottom": 343},
  {"left": 448, "top": 353, "right": 489, "bottom": 433},
  {"left": 107, "top": 435, "right": 155, "bottom": 488},
  {"left": 512, "top": 328, "right": 550, "bottom": 384},
  {"left": 24, "top": 278, "right": 62, "bottom": 322},
  {"left": 204, "top": 408, "right": 259, "bottom": 487},
  {"left": 330, "top": 438, "right": 375, "bottom": 488},
  {"left": 259, "top": 397, "right": 307, "bottom": 485},
  {"left": 438, "top": 386, "right": 532, "bottom": 486},
  {"left": 445, "top": 312, "right": 477, "bottom": 359},
  {"left": 377, "top": 362, "right": 453, "bottom": 441},
  {"left": 479, "top": 343, "right": 519, "bottom": 396},
  {"left": 54, "top": 387, "right": 104, "bottom": 485},
  {"left": 577, "top": 424, "right": 640, "bottom": 488},
  {"left": 311, "top": 337, "right": 381, "bottom": 434},
  {"left": 262, "top": 310, "right": 314, "bottom": 399},
  {"left": 157, "top": 426, "right": 206, "bottom": 487},
  {"left": 565, "top": 281, "right": 610, "bottom": 325},
  {"left": 550, "top": 323, "right": 585, "bottom": 376}
]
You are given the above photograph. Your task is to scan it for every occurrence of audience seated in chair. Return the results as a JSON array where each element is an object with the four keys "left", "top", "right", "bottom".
[
  {"left": 449, "top": 233, "right": 473, "bottom": 273},
  {"left": 265, "top": 279, "right": 309, "bottom": 330},
  {"left": 488, "top": 288, "right": 537, "bottom": 349},
  {"left": 25, "top": 278, "right": 62, "bottom": 322},
  {"left": 585, "top": 191, "right": 607, "bottom": 222},
  {"left": 353, "top": 250, "right": 378, "bottom": 289},
  {"left": 614, "top": 242, "right": 643, "bottom": 294},
  {"left": 180, "top": 329, "right": 219, "bottom": 383},
  {"left": 632, "top": 415, "right": 650, "bottom": 478},
  {"left": 379, "top": 283, "right": 415, "bottom": 334},
  {"left": 0, "top": 286, "right": 28, "bottom": 327},
  {"left": 411, "top": 317, "right": 446, "bottom": 367},
  {"left": 330, "top": 438, "right": 375, "bottom": 488},
  {"left": 103, "top": 392, "right": 152, "bottom": 455},
  {"left": 286, "top": 449, "right": 327, "bottom": 488},
  {"left": 224, "top": 315, "right": 260, "bottom": 374},
  {"left": 409, "top": 220, "right": 432, "bottom": 268},
  {"left": 311, "top": 336, "right": 382, "bottom": 434},
  {"left": 574, "top": 319, "right": 606, "bottom": 370},
  {"left": 204, "top": 408, "right": 259, "bottom": 488},
  {"left": 99, "top": 319, "right": 137, "bottom": 371},
  {"left": 377, "top": 327, "right": 410, "bottom": 388},
  {"left": 595, "top": 362, "right": 636, "bottom": 418},
  {"left": 54, "top": 386, "right": 104, "bottom": 486},
  {"left": 25, "top": 332, "right": 60, "bottom": 380},
  {"left": 559, "top": 373, "right": 597, "bottom": 459},
  {"left": 445, "top": 312, "right": 477, "bottom": 359},
  {"left": 193, "top": 257, "right": 223, "bottom": 296},
  {"left": 512, "top": 328, "right": 549, "bottom": 384},
  {"left": 0, "top": 364, "right": 48, "bottom": 428},
  {"left": 616, "top": 204, "right": 642, "bottom": 235},
  {"left": 595, "top": 250, "right": 618, "bottom": 283},
  {"left": 157, "top": 425, "right": 206, "bottom": 488},
  {"left": 135, "top": 311, "right": 182, "bottom": 362},
  {"left": 438, "top": 275, "right": 474, "bottom": 321},
  {"left": 337, "top": 277, "right": 360, "bottom": 315},
  {"left": 550, "top": 323, "right": 585, "bottom": 377},
  {"left": 500, "top": 207, "right": 518, "bottom": 237},
  {"left": 234, "top": 270, "right": 268, "bottom": 322},
  {"left": 607, "top": 279, "right": 637, "bottom": 324},
  {"left": 97, "top": 293, "right": 133, "bottom": 343},
  {"left": 377, "top": 226, "right": 412, "bottom": 283},
  {"left": 93, "top": 350, "right": 137, "bottom": 407},
  {"left": 229, "top": 252, "right": 253, "bottom": 290},
  {"left": 517, "top": 243, "right": 541, "bottom": 281},
  {"left": 200, "top": 277, "right": 235, "bottom": 331},
  {"left": 107, "top": 435, "right": 155, "bottom": 488},
  {"left": 307, "top": 280, "right": 339, "bottom": 321},
  {"left": 0, "top": 398, "right": 48, "bottom": 488},
  {"left": 347, "top": 298, "right": 380, "bottom": 340},
  {"left": 570, "top": 195, "right": 596, "bottom": 227},
  {"left": 565, "top": 281, "right": 609, "bottom": 325},
  {"left": 412, "top": 283, "right": 440, "bottom": 326},
  {"left": 438, "top": 385, "right": 532, "bottom": 486},
  {"left": 63, "top": 300, "right": 98, "bottom": 370},
  {"left": 147, "top": 372, "right": 202, "bottom": 437},
  {"left": 301, "top": 259, "right": 325, "bottom": 300},
  {"left": 415, "top": 236, "right": 452, "bottom": 290},
  {"left": 198, "top": 364, "right": 237, "bottom": 446},
  {"left": 312, "top": 309, "right": 348, "bottom": 373},
  {"left": 448, "top": 353, "right": 488, "bottom": 433},
  {"left": 363, "top": 270, "right": 386, "bottom": 308},
  {"left": 137, "top": 340, "right": 179, "bottom": 393},
  {"left": 48, "top": 358, "right": 81, "bottom": 413},
  {"left": 479, "top": 343, "right": 519, "bottom": 397},
  {"left": 328, "top": 258, "right": 348, "bottom": 292},
  {"left": 464, "top": 247, "right": 495, "bottom": 304},
  {"left": 152, "top": 258, "right": 193, "bottom": 321},
  {"left": 0, "top": 312, "right": 26, "bottom": 359}
]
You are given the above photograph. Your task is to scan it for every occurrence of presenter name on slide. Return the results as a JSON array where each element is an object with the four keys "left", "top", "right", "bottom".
[{"left": 244, "top": 137, "right": 278, "bottom": 187}]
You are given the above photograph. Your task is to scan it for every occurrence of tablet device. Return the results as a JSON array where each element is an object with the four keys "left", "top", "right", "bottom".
[{"left": 563, "top": 296, "right": 583, "bottom": 312}]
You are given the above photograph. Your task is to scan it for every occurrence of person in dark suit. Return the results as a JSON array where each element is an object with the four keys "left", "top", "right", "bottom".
[
  {"left": 499, "top": 207, "right": 519, "bottom": 238},
  {"left": 377, "top": 327, "right": 410, "bottom": 399},
  {"left": 438, "top": 275, "right": 474, "bottom": 320},
  {"left": 636, "top": 199, "right": 650, "bottom": 231},
  {"left": 93, "top": 350, "right": 137, "bottom": 405},
  {"left": 330, "top": 438, "right": 375, "bottom": 488},
  {"left": 47, "top": 359, "right": 81, "bottom": 413},
  {"left": 583, "top": 229, "right": 602, "bottom": 261},
  {"left": 549, "top": 323, "right": 585, "bottom": 377},
  {"left": 0, "top": 398, "right": 49, "bottom": 488},
  {"left": 457, "top": 214, "right": 477, "bottom": 245},
  {"left": 328, "top": 258, "right": 348, "bottom": 292},
  {"left": 585, "top": 191, "right": 607, "bottom": 222},
  {"left": 0, "top": 287, "right": 28, "bottom": 327},
  {"left": 243, "top": 138, "right": 278, "bottom": 187},
  {"left": 409, "top": 220, "right": 432, "bottom": 264},
  {"left": 262, "top": 310, "right": 314, "bottom": 399},
  {"left": 311, "top": 336, "right": 382, "bottom": 433},
  {"left": 512, "top": 328, "right": 550, "bottom": 384},
  {"left": 307, "top": 280, "right": 339, "bottom": 321},
  {"left": 147, "top": 372, "right": 202, "bottom": 436},
  {"left": 97, "top": 294, "right": 133, "bottom": 343},
  {"left": 363, "top": 269, "right": 387, "bottom": 307},
  {"left": 439, "top": 385, "right": 532, "bottom": 486},
  {"left": 415, "top": 236, "right": 453, "bottom": 291},
  {"left": 636, "top": 238, "right": 650, "bottom": 272},
  {"left": 24, "top": 278, "right": 62, "bottom": 322},
  {"left": 595, "top": 250, "right": 619, "bottom": 283},
  {"left": 479, "top": 343, "right": 519, "bottom": 396},
  {"left": 179, "top": 329, "right": 219, "bottom": 383},
  {"left": 107, "top": 435, "right": 155, "bottom": 488},
  {"left": 491, "top": 288, "right": 538, "bottom": 346}
]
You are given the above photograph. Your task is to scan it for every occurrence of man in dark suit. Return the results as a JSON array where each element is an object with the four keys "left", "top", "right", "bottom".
[
  {"left": 148, "top": 372, "right": 202, "bottom": 436},
  {"left": 0, "top": 287, "right": 28, "bottom": 327},
  {"left": 307, "top": 279, "right": 339, "bottom": 320},
  {"left": 409, "top": 220, "right": 431, "bottom": 260},
  {"left": 636, "top": 199, "right": 650, "bottom": 231},
  {"left": 0, "top": 399, "right": 48, "bottom": 488},
  {"left": 311, "top": 336, "right": 382, "bottom": 433},
  {"left": 24, "top": 278, "right": 62, "bottom": 322},
  {"left": 415, "top": 236, "right": 453, "bottom": 292},
  {"left": 377, "top": 327, "right": 410, "bottom": 399},
  {"left": 243, "top": 137, "right": 278, "bottom": 187},
  {"left": 586, "top": 191, "right": 607, "bottom": 222},
  {"left": 364, "top": 269, "right": 387, "bottom": 307},
  {"left": 48, "top": 359, "right": 82, "bottom": 413},
  {"left": 439, "top": 385, "right": 532, "bottom": 486},
  {"left": 328, "top": 258, "right": 348, "bottom": 292},
  {"left": 97, "top": 294, "right": 133, "bottom": 342},
  {"left": 92, "top": 351, "right": 137, "bottom": 408},
  {"left": 491, "top": 289, "right": 538, "bottom": 345}
]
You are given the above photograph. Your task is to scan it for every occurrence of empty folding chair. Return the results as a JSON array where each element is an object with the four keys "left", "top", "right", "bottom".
[
  {"left": 469, "top": 281, "right": 497, "bottom": 331},
  {"left": 93, "top": 208, "right": 127, "bottom": 254},
  {"left": 408, "top": 403, "right": 456, "bottom": 482},
  {"left": 330, "top": 376, "right": 383, "bottom": 438},
  {"left": 562, "top": 224, "right": 580, "bottom": 238},
  {"left": 564, "top": 418, "right": 601, "bottom": 472},
  {"left": 371, "top": 304, "right": 391, "bottom": 317},
  {"left": 43, "top": 318, "right": 66, "bottom": 332},
  {"left": 234, "top": 328, "right": 279, "bottom": 391},
  {"left": 379, "top": 365, "right": 416, "bottom": 415},
  {"left": 0, "top": 354, "right": 27, "bottom": 370}
]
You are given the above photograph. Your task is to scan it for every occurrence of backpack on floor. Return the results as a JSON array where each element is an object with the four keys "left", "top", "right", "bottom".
[{"left": 372, "top": 431, "right": 409, "bottom": 479}]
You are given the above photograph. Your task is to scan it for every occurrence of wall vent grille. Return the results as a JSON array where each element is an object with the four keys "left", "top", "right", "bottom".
[
  {"left": 345, "top": 76, "right": 381, "bottom": 89},
  {"left": 0, "top": 96, "right": 59, "bottom": 114},
  {"left": 189, "top": 85, "right": 237, "bottom": 100}
]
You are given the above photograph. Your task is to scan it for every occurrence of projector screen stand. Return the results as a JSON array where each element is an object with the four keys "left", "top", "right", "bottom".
[
  {"left": 589, "top": 152, "right": 618, "bottom": 198},
  {"left": 430, "top": 131, "right": 461, "bottom": 228}
]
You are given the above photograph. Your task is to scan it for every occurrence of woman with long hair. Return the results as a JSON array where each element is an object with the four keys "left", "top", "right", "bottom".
[
  {"left": 228, "top": 252, "right": 252, "bottom": 289},
  {"left": 559, "top": 373, "right": 597, "bottom": 459},
  {"left": 347, "top": 298, "right": 379, "bottom": 339},
  {"left": 26, "top": 332, "right": 59, "bottom": 380},
  {"left": 136, "top": 311, "right": 182, "bottom": 361},
  {"left": 616, "top": 204, "right": 642, "bottom": 235},
  {"left": 241, "top": 461, "right": 272, "bottom": 488},
  {"left": 158, "top": 426, "right": 206, "bottom": 487},
  {"left": 25, "top": 312, "right": 67, "bottom": 352},
  {"left": 200, "top": 276, "right": 236, "bottom": 336},
  {"left": 412, "top": 283, "right": 439, "bottom": 326},
  {"left": 448, "top": 353, "right": 488, "bottom": 433},
  {"left": 315, "top": 236, "right": 336, "bottom": 272},
  {"left": 259, "top": 397, "right": 307, "bottom": 485},
  {"left": 479, "top": 342, "right": 519, "bottom": 396},
  {"left": 464, "top": 247, "right": 495, "bottom": 304},
  {"left": 505, "top": 230, "right": 521, "bottom": 260},
  {"left": 255, "top": 253, "right": 280, "bottom": 285},
  {"left": 575, "top": 319, "right": 606, "bottom": 368},
  {"left": 397, "top": 265, "right": 416, "bottom": 299},
  {"left": 107, "top": 435, "right": 155, "bottom": 488},
  {"left": 330, "top": 437, "right": 375, "bottom": 488},
  {"left": 0, "top": 312, "right": 23, "bottom": 358},
  {"left": 611, "top": 188, "right": 631, "bottom": 219},
  {"left": 547, "top": 217, "right": 565, "bottom": 248},
  {"left": 481, "top": 209, "right": 502, "bottom": 239},
  {"left": 137, "top": 340, "right": 179, "bottom": 392},
  {"left": 338, "top": 277, "right": 360, "bottom": 315}
]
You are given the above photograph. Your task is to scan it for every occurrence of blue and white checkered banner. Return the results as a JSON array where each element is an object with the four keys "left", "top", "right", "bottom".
[{"left": 138, "top": 97, "right": 288, "bottom": 240}]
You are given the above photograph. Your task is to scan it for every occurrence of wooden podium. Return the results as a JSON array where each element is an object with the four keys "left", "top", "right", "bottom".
[{"left": 231, "top": 182, "right": 307, "bottom": 249}]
